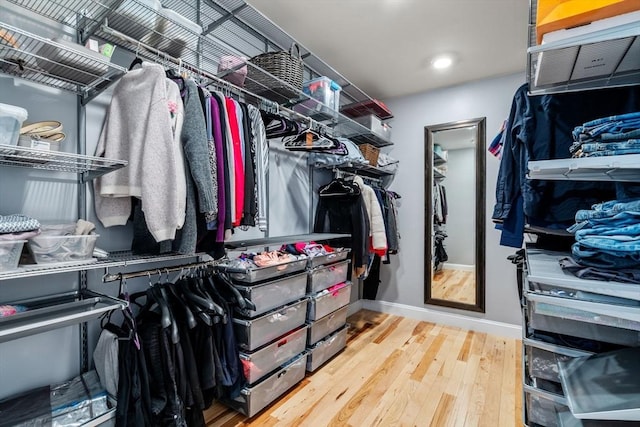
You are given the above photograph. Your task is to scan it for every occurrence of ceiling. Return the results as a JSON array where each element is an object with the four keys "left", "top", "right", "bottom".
[{"left": 245, "top": 0, "right": 530, "bottom": 100}]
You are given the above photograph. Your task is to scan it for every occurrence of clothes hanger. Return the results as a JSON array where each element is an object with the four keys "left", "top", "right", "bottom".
[
  {"left": 128, "top": 42, "right": 143, "bottom": 71},
  {"left": 319, "top": 178, "right": 360, "bottom": 197},
  {"left": 164, "top": 269, "right": 198, "bottom": 330},
  {"left": 185, "top": 273, "right": 225, "bottom": 319},
  {"left": 213, "top": 271, "right": 256, "bottom": 311}
]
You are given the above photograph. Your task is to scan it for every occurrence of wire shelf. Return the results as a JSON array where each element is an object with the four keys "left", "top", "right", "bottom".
[
  {"left": 0, "top": 251, "right": 209, "bottom": 281},
  {"left": 0, "top": 21, "right": 127, "bottom": 99},
  {"left": 0, "top": 290, "right": 127, "bottom": 343},
  {"left": 0, "top": 143, "right": 127, "bottom": 180},
  {"left": 312, "top": 162, "right": 396, "bottom": 179},
  {"left": 4, "top": 0, "right": 394, "bottom": 146}
]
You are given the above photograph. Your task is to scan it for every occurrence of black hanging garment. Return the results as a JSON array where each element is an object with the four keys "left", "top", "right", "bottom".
[
  {"left": 314, "top": 179, "right": 370, "bottom": 271},
  {"left": 363, "top": 254, "right": 382, "bottom": 300}
]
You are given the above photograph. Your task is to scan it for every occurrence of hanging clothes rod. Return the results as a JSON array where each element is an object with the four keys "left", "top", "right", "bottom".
[
  {"left": 102, "top": 258, "right": 223, "bottom": 283},
  {"left": 334, "top": 168, "right": 382, "bottom": 184},
  {"left": 100, "top": 22, "right": 326, "bottom": 132}
]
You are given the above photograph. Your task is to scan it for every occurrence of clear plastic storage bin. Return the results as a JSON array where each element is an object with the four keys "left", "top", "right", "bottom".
[
  {"left": 302, "top": 76, "right": 341, "bottom": 111},
  {"left": 0, "top": 103, "right": 28, "bottom": 146},
  {"left": 307, "top": 282, "right": 351, "bottom": 321},
  {"left": 306, "top": 326, "right": 348, "bottom": 372},
  {"left": 220, "top": 258, "right": 308, "bottom": 283},
  {"left": 28, "top": 234, "right": 98, "bottom": 264},
  {"left": 239, "top": 326, "right": 307, "bottom": 384},
  {"left": 227, "top": 353, "right": 307, "bottom": 418},
  {"left": 525, "top": 384, "right": 568, "bottom": 427},
  {"left": 525, "top": 338, "right": 592, "bottom": 384},
  {"left": 308, "top": 260, "right": 349, "bottom": 293},
  {"left": 233, "top": 298, "right": 308, "bottom": 351},
  {"left": 307, "top": 305, "right": 348, "bottom": 345},
  {"left": 0, "top": 240, "right": 26, "bottom": 272},
  {"left": 307, "top": 248, "right": 349, "bottom": 269},
  {"left": 234, "top": 272, "right": 308, "bottom": 318}
]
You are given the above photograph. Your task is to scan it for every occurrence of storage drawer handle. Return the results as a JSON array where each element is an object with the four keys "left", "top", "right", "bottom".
[{"left": 277, "top": 338, "right": 288, "bottom": 347}]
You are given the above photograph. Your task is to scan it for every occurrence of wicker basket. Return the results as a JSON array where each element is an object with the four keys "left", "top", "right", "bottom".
[
  {"left": 245, "top": 43, "right": 304, "bottom": 104},
  {"left": 359, "top": 143, "right": 380, "bottom": 166}
]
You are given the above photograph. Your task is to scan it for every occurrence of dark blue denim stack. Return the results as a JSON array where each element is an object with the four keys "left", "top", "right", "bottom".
[
  {"left": 560, "top": 199, "right": 640, "bottom": 284},
  {"left": 569, "top": 112, "right": 640, "bottom": 158}
]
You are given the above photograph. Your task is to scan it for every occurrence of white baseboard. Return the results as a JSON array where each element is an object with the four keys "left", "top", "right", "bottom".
[
  {"left": 442, "top": 263, "right": 475, "bottom": 272},
  {"left": 348, "top": 299, "right": 364, "bottom": 316},
  {"left": 359, "top": 300, "right": 521, "bottom": 339}
]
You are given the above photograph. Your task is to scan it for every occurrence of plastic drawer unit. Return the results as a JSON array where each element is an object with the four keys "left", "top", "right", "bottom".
[
  {"left": 234, "top": 272, "right": 308, "bottom": 318},
  {"left": 307, "top": 249, "right": 349, "bottom": 269},
  {"left": 524, "top": 384, "right": 568, "bottom": 427},
  {"left": 307, "top": 305, "right": 349, "bottom": 346},
  {"left": 0, "top": 240, "right": 26, "bottom": 271},
  {"left": 220, "top": 258, "right": 308, "bottom": 283},
  {"left": 227, "top": 353, "right": 307, "bottom": 418},
  {"left": 556, "top": 409, "right": 635, "bottom": 426},
  {"left": 306, "top": 326, "right": 348, "bottom": 372},
  {"left": 524, "top": 338, "right": 593, "bottom": 384},
  {"left": 233, "top": 298, "right": 308, "bottom": 351},
  {"left": 308, "top": 259, "right": 350, "bottom": 293},
  {"left": 239, "top": 326, "right": 307, "bottom": 385},
  {"left": 307, "top": 282, "right": 351, "bottom": 321},
  {"left": 527, "top": 293, "right": 640, "bottom": 347}
]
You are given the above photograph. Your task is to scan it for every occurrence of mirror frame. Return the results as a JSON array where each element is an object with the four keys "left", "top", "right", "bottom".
[{"left": 424, "top": 117, "right": 486, "bottom": 313}]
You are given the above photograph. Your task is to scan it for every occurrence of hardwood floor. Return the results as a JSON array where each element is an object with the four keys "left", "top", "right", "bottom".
[
  {"left": 204, "top": 310, "right": 523, "bottom": 427},
  {"left": 431, "top": 269, "right": 476, "bottom": 304}
]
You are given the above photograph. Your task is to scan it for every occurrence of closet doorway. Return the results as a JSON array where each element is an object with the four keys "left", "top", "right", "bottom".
[{"left": 424, "top": 118, "right": 486, "bottom": 312}]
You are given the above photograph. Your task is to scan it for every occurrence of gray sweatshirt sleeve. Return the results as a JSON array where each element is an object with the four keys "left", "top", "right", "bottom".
[{"left": 181, "top": 79, "right": 216, "bottom": 213}]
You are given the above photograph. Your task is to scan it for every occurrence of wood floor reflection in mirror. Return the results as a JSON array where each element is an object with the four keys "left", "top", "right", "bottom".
[{"left": 431, "top": 269, "right": 475, "bottom": 305}]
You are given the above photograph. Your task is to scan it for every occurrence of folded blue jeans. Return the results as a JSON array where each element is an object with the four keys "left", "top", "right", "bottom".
[
  {"left": 578, "top": 128, "right": 640, "bottom": 143},
  {"left": 573, "top": 200, "right": 640, "bottom": 222},
  {"left": 581, "top": 139, "right": 640, "bottom": 153},
  {"left": 572, "top": 242, "right": 640, "bottom": 269},
  {"left": 584, "top": 147, "right": 640, "bottom": 157},
  {"left": 573, "top": 112, "right": 640, "bottom": 140}
]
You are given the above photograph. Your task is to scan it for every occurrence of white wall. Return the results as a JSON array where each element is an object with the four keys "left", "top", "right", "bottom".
[
  {"left": 442, "top": 147, "right": 475, "bottom": 267},
  {"left": 380, "top": 73, "right": 525, "bottom": 326}
]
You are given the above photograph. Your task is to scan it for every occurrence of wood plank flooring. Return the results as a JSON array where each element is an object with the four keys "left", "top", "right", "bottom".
[
  {"left": 431, "top": 269, "right": 476, "bottom": 305},
  {"left": 204, "top": 310, "right": 522, "bottom": 427}
]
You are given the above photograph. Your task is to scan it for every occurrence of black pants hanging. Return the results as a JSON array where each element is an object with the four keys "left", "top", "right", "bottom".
[{"left": 363, "top": 255, "right": 382, "bottom": 300}]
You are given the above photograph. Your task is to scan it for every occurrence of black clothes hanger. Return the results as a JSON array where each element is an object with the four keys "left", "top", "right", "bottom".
[
  {"left": 128, "top": 57, "right": 143, "bottom": 71},
  {"left": 154, "top": 285, "right": 180, "bottom": 344},
  {"left": 261, "top": 111, "right": 300, "bottom": 138},
  {"left": 187, "top": 274, "right": 225, "bottom": 318},
  {"left": 214, "top": 272, "right": 256, "bottom": 312},
  {"left": 166, "top": 283, "right": 197, "bottom": 330},
  {"left": 319, "top": 178, "right": 360, "bottom": 197},
  {"left": 176, "top": 276, "right": 213, "bottom": 326}
]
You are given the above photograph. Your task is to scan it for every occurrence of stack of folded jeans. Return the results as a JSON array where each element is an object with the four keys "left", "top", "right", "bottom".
[
  {"left": 562, "top": 199, "right": 640, "bottom": 283},
  {"left": 569, "top": 111, "right": 640, "bottom": 158}
]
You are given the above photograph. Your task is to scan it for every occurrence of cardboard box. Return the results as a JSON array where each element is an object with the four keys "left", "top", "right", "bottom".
[{"left": 536, "top": 0, "right": 640, "bottom": 45}]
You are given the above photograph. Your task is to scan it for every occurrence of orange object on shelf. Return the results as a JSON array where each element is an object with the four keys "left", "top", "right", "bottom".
[{"left": 535, "top": 0, "right": 640, "bottom": 44}]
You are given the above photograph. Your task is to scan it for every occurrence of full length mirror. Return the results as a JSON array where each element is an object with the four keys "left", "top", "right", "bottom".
[{"left": 425, "top": 118, "right": 486, "bottom": 312}]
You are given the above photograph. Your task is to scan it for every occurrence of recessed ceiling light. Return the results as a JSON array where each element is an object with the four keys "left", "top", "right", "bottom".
[{"left": 431, "top": 55, "right": 453, "bottom": 70}]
